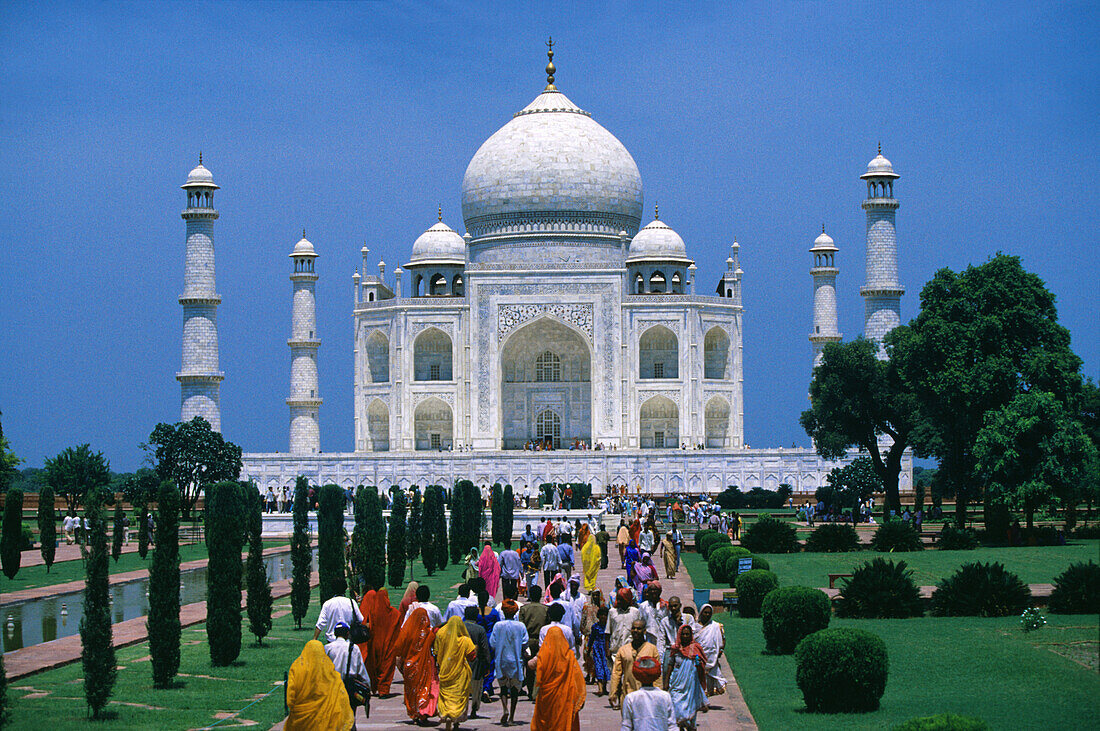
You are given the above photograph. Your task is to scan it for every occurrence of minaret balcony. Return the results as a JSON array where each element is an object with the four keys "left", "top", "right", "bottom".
[
  {"left": 286, "top": 397, "right": 323, "bottom": 407},
  {"left": 859, "top": 285, "right": 905, "bottom": 297},
  {"left": 861, "top": 198, "right": 899, "bottom": 210},
  {"left": 809, "top": 266, "right": 839, "bottom": 275},
  {"left": 287, "top": 338, "right": 322, "bottom": 348},
  {"left": 178, "top": 293, "right": 222, "bottom": 306},
  {"left": 176, "top": 371, "right": 225, "bottom": 382},
  {"left": 181, "top": 208, "right": 220, "bottom": 220},
  {"left": 808, "top": 333, "right": 842, "bottom": 343}
]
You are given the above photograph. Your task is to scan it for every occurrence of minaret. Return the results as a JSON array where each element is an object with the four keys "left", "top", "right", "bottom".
[
  {"left": 177, "top": 155, "right": 224, "bottom": 431},
  {"left": 860, "top": 145, "right": 903, "bottom": 355},
  {"left": 288, "top": 231, "right": 321, "bottom": 453},
  {"left": 810, "top": 226, "right": 841, "bottom": 371}
]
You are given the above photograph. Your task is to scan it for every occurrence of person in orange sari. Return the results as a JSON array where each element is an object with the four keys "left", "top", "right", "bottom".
[
  {"left": 393, "top": 606, "right": 440, "bottom": 722},
  {"left": 284, "top": 640, "right": 355, "bottom": 731},
  {"left": 530, "top": 626, "right": 585, "bottom": 731},
  {"left": 629, "top": 518, "right": 642, "bottom": 547},
  {"left": 359, "top": 588, "right": 402, "bottom": 695}
]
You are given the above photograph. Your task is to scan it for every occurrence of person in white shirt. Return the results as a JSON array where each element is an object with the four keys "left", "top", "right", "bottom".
[
  {"left": 620, "top": 656, "right": 675, "bottom": 730},
  {"left": 62, "top": 514, "right": 75, "bottom": 544},
  {"left": 538, "top": 602, "right": 575, "bottom": 649},
  {"left": 540, "top": 536, "right": 561, "bottom": 586},
  {"left": 444, "top": 583, "right": 477, "bottom": 622},
  {"left": 638, "top": 582, "right": 670, "bottom": 657},
  {"left": 403, "top": 584, "right": 444, "bottom": 627},
  {"left": 313, "top": 593, "right": 363, "bottom": 643},
  {"left": 656, "top": 595, "right": 684, "bottom": 658},
  {"left": 324, "top": 621, "right": 369, "bottom": 683}
]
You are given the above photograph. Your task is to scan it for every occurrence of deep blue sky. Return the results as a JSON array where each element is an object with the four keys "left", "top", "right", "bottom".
[{"left": 2, "top": 2, "right": 1097, "bottom": 471}]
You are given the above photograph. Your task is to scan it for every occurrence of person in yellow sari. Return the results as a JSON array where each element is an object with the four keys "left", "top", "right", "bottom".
[
  {"left": 433, "top": 616, "right": 478, "bottom": 731},
  {"left": 530, "top": 626, "right": 585, "bottom": 731},
  {"left": 580, "top": 531, "right": 600, "bottom": 592},
  {"left": 284, "top": 640, "right": 355, "bottom": 731}
]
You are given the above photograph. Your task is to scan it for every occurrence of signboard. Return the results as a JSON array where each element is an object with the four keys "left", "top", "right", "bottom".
[{"left": 737, "top": 557, "right": 753, "bottom": 575}]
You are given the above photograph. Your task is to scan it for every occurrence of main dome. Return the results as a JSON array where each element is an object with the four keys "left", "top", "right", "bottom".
[{"left": 461, "top": 88, "right": 644, "bottom": 240}]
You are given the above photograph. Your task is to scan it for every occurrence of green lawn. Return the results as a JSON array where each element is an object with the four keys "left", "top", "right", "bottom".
[
  {"left": 0, "top": 540, "right": 289, "bottom": 595},
  {"left": 682, "top": 540, "right": 1099, "bottom": 590},
  {"left": 5, "top": 556, "right": 468, "bottom": 729},
  {"left": 719, "top": 612, "right": 1100, "bottom": 730}
]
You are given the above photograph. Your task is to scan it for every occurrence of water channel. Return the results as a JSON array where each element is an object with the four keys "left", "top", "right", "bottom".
[{"left": 0, "top": 550, "right": 316, "bottom": 652}]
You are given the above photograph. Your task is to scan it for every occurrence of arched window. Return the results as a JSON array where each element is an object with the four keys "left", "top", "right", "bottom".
[
  {"left": 365, "top": 330, "right": 389, "bottom": 383},
  {"left": 414, "top": 274, "right": 424, "bottom": 297},
  {"left": 704, "top": 326, "right": 730, "bottom": 379},
  {"left": 452, "top": 274, "right": 464, "bottom": 296},
  {"left": 413, "top": 328, "right": 453, "bottom": 381},
  {"left": 429, "top": 273, "right": 447, "bottom": 296},
  {"left": 649, "top": 271, "right": 666, "bottom": 293},
  {"left": 670, "top": 271, "right": 682, "bottom": 293},
  {"left": 635, "top": 273, "right": 644, "bottom": 294},
  {"left": 535, "top": 350, "right": 561, "bottom": 382},
  {"left": 639, "top": 326, "right": 678, "bottom": 379},
  {"left": 367, "top": 291, "right": 375, "bottom": 301},
  {"left": 536, "top": 409, "right": 561, "bottom": 449}
]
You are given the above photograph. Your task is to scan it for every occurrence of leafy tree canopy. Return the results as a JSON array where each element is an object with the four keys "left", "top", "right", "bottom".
[
  {"left": 146, "top": 417, "right": 242, "bottom": 517},
  {"left": 43, "top": 444, "right": 110, "bottom": 511},
  {"left": 818, "top": 456, "right": 882, "bottom": 513}
]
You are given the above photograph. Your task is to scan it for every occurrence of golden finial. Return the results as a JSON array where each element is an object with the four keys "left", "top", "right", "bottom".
[
  {"left": 302, "top": 228, "right": 306, "bottom": 238},
  {"left": 545, "top": 36, "right": 556, "bottom": 90},
  {"left": 654, "top": 203, "right": 659, "bottom": 220},
  {"left": 877, "top": 141, "right": 882, "bottom": 156},
  {"left": 199, "top": 151, "right": 202, "bottom": 165},
  {"left": 438, "top": 205, "right": 443, "bottom": 223},
  {"left": 822, "top": 223, "right": 826, "bottom": 234}
]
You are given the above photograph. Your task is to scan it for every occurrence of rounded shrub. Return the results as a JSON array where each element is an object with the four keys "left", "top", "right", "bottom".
[
  {"left": 715, "top": 546, "right": 751, "bottom": 583},
  {"left": 936, "top": 525, "right": 979, "bottom": 550},
  {"left": 741, "top": 513, "right": 800, "bottom": 554},
  {"left": 735, "top": 569, "right": 779, "bottom": 618},
  {"left": 761, "top": 586, "right": 830, "bottom": 654},
  {"left": 708, "top": 545, "right": 742, "bottom": 583},
  {"left": 871, "top": 520, "right": 923, "bottom": 552},
  {"left": 702, "top": 533, "right": 732, "bottom": 558},
  {"left": 693, "top": 528, "right": 717, "bottom": 553},
  {"left": 890, "top": 713, "right": 989, "bottom": 731},
  {"left": 1048, "top": 561, "right": 1100, "bottom": 615},
  {"left": 795, "top": 627, "right": 888, "bottom": 713},
  {"left": 751, "top": 555, "right": 770, "bottom": 572},
  {"left": 835, "top": 558, "right": 924, "bottom": 618},
  {"left": 930, "top": 562, "right": 1030, "bottom": 617},
  {"left": 805, "top": 523, "right": 860, "bottom": 552}
]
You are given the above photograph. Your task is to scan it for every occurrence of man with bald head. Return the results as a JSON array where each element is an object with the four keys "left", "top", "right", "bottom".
[{"left": 608, "top": 617, "right": 662, "bottom": 710}]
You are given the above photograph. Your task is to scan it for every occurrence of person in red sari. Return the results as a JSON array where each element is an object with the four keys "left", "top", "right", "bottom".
[
  {"left": 478, "top": 542, "right": 501, "bottom": 597},
  {"left": 629, "top": 518, "right": 642, "bottom": 547},
  {"left": 359, "top": 588, "right": 401, "bottom": 695},
  {"left": 393, "top": 606, "right": 439, "bottom": 722}
]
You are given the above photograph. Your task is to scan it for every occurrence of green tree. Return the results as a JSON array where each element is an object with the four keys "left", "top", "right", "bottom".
[
  {"left": 975, "top": 391, "right": 1096, "bottom": 529},
  {"left": 290, "top": 477, "right": 312, "bottom": 629},
  {"left": 136, "top": 501, "right": 151, "bottom": 560},
  {"left": 317, "top": 484, "right": 346, "bottom": 603},
  {"left": 364, "top": 487, "right": 387, "bottom": 589},
  {"left": 148, "top": 480, "right": 181, "bottom": 688},
  {"left": 80, "top": 488, "right": 116, "bottom": 717},
  {"left": 449, "top": 481, "right": 466, "bottom": 565},
  {"left": 818, "top": 457, "right": 882, "bottom": 518},
  {"left": 406, "top": 487, "right": 422, "bottom": 579},
  {"left": 146, "top": 417, "right": 243, "bottom": 519},
  {"left": 206, "top": 481, "right": 244, "bottom": 665},
  {"left": 387, "top": 488, "right": 407, "bottom": 588},
  {"left": 42, "top": 444, "right": 110, "bottom": 512},
  {"left": 245, "top": 488, "right": 273, "bottom": 645},
  {"left": 503, "top": 484, "right": 514, "bottom": 549},
  {"left": 0, "top": 418, "right": 23, "bottom": 494},
  {"left": 491, "top": 483, "right": 505, "bottom": 546},
  {"left": 37, "top": 484, "right": 57, "bottom": 572},
  {"left": 801, "top": 337, "right": 916, "bottom": 515},
  {"left": 421, "top": 485, "right": 442, "bottom": 576},
  {"left": 111, "top": 503, "right": 126, "bottom": 562},
  {"left": 892, "top": 255, "right": 1084, "bottom": 527},
  {"left": 1, "top": 489, "right": 23, "bottom": 580}
]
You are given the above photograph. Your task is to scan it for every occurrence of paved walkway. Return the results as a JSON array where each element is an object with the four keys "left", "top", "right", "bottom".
[
  {"left": 4, "top": 567, "right": 316, "bottom": 680},
  {"left": 274, "top": 555, "right": 757, "bottom": 730}
]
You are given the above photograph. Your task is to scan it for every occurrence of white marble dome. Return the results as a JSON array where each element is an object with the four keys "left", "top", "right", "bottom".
[
  {"left": 627, "top": 217, "right": 690, "bottom": 262},
  {"left": 811, "top": 230, "right": 836, "bottom": 251},
  {"left": 183, "top": 163, "right": 216, "bottom": 187},
  {"left": 409, "top": 221, "right": 465, "bottom": 264},
  {"left": 290, "top": 234, "right": 317, "bottom": 257},
  {"left": 461, "top": 89, "right": 644, "bottom": 239},
  {"left": 863, "top": 153, "right": 898, "bottom": 178}
]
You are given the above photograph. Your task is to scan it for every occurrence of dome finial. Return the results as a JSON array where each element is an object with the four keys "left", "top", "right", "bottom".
[
  {"left": 877, "top": 141, "right": 881, "bottom": 156},
  {"left": 438, "top": 204, "right": 443, "bottom": 222},
  {"left": 822, "top": 222, "right": 826, "bottom": 234},
  {"left": 654, "top": 203, "right": 659, "bottom": 221},
  {"left": 199, "top": 151, "right": 202, "bottom": 165},
  {"left": 545, "top": 36, "right": 556, "bottom": 90},
  {"left": 302, "top": 228, "right": 306, "bottom": 238}
]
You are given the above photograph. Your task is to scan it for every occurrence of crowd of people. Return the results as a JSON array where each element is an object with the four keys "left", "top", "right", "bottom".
[{"left": 284, "top": 511, "right": 727, "bottom": 730}]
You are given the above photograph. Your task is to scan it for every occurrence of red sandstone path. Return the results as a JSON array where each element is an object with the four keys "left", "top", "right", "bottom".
[{"left": 272, "top": 559, "right": 758, "bottom": 731}]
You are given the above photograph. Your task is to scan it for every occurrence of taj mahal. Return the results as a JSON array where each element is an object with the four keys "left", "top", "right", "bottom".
[{"left": 174, "top": 47, "right": 911, "bottom": 496}]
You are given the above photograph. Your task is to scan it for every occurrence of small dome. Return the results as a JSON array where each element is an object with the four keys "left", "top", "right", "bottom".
[
  {"left": 811, "top": 230, "right": 836, "bottom": 251},
  {"left": 289, "top": 233, "right": 317, "bottom": 258},
  {"left": 862, "top": 152, "right": 898, "bottom": 179},
  {"left": 626, "top": 217, "right": 690, "bottom": 263},
  {"left": 409, "top": 221, "right": 465, "bottom": 265},
  {"left": 182, "top": 162, "right": 218, "bottom": 189}
]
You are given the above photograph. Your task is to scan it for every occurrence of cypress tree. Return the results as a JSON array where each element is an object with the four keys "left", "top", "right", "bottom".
[
  {"left": 467, "top": 481, "right": 484, "bottom": 550},
  {"left": 387, "top": 488, "right": 407, "bottom": 587},
  {"left": 207, "top": 481, "right": 243, "bottom": 665},
  {"left": 433, "top": 485, "right": 449, "bottom": 571},
  {"left": 38, "top": 484, "right": 57, "bottom": 572},
  {"left": 358, "top": 487, "right": 386, "bottom": 591},
  {"left": 449, "top": 480, "right": 465, "bottom": 565},
  {"left": 148, "top": 479, "right": 180, "bottom": 688},
  {"left": 421, "top": 485, "right": 441, "bottom": 576},
  {"left": 111, "top": 503, "right": 125, "bottom": 562},
  {"left": 290, "top": 476, "right": 312, "bottom": 629},
  {"left": 246, "top": 488, "right": 272, "bottom": 645},
  {"left": 1, "top": 489, "right": 22, "bottom": 579},
  {"left": 317, "top": 484, "right": 346, "bottom": 603},
  {"left": 80, "top": 488, "right": 116, "bottom": 717},
  {"left": 407, "top": 488, "right": 422, "bottom": 579},
  {"left": 503, "top": 484, "right": 514, "bottom": 549},
  {"left": 491, "top": 483, "right": 505, "bottom": 546},
  {"left": 137, "top": 501, "right": 150, "bottom": 559}
]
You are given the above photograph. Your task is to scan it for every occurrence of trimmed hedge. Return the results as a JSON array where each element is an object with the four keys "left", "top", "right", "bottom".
[
  {"left": 735, "top": 569, "right": 779, "bottom": 618},
  {"left": 741, "top": 513, "right": 800, "bottom": 554},
  {"left": 761, "top": 586, "right": 830, "bottom": 654},
  {"left": 1048, "top": 561, "right": 1100, "bottom": 614},
  {"left": 693, "top": 528, "right": 717, "bottom": 553},
  {"left": 891, "top": 714, "right": 989, "bottom": 731},
  {"left": 700, "top": 532, "right": 732, "bottom": 559},
  {"left": 930, "top": 562, "right": 1030, "bottom": 617},
  {"left": 795, "top": 627, "right": 888, "bottom": 713},
  {"left": 835, "top": 558, "right": 924, "bottom": 619},
  {"left": 936, "top": 525, "right": 979, "bottom": 550},
  {"left": 805, "top": 523, "right": 860, "bottom": 552},
  {"left": 708, "top": 545, "right": 749, "bottom": 583},
  {"left": 871, "top": 520, "right": 923, "bottom": 552}
]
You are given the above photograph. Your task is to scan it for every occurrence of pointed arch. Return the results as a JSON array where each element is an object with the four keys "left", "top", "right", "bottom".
[
  {"left": 413, "top": 327, "right": 452, "bottom": 381},
  {"left": 367, "top": 398, "right": 389, "bottom": 451},
  {"left": 705, "top": 396, "right": 730, "bottom": 448},
  {"left": 639, "top": 325, "right": 678, "bottom": 379},
  {"left": 639, "top": 395, "right": 678, "bottom": 449},
  {"left": 414, "top": 396, "right": 452, "bottom": 451},
  {"left": 704, "top": 326, "right": 730, "bottom": 379},
  {"left": 365, "top": 329, "right": 389, "bottom": 383}
]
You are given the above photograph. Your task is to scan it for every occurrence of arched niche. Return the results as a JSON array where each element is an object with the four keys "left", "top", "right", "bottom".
[
  {"left": 413, "top": 327, "right": 452, "bottom": 381},
  {"left": 704, "top": 326, "right": 730, "bottom": 379},
  {"left": 639, "top": 395, "right": 678, "bottom": 449},
  {"left": 366, "top": 398, "right": 389, "bottom": 451},
  {"left": 639, "top": 325, "right": 678, "bottom": 379},
  {"left": 414, "top": 397, "right": 452, "bottom": 451},
  {"left": 705, "top": 396, "right": 730, "bottom": 448},
  {"left": 365, "top": 330, "right": 389, "bottom": 383}
]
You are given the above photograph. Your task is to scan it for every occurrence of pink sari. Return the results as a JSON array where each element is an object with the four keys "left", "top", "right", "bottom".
[{"left": 478, "top": 545, "right": 501, "bottom": 596}]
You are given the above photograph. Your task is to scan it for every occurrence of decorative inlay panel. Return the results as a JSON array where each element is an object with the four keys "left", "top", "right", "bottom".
[{"left": 497, "top": 303, "right": 594, "bottom": 342}]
